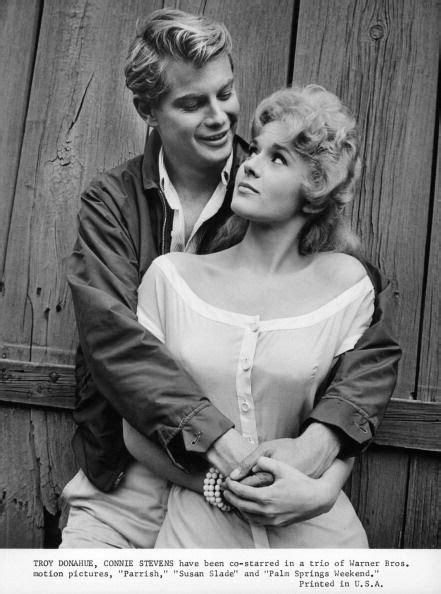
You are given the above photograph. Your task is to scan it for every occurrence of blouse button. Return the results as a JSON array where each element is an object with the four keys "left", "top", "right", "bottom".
[
  {"left": 242, "top": 358, "right": 251, "bottom": 371},
  {"left": 241, "top": 401, "right": 251, "bottom": 412},
  {"left": 249, "top": 322, "right": 259, "bottom": 332}
]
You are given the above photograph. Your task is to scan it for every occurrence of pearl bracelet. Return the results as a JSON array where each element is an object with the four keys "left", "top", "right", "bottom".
[{"left": 203, "top": 467, "right": 231, "bottom": 512}]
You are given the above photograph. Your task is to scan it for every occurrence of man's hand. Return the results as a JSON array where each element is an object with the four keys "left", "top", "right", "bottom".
[
  {"left": 230, "top": 423, "right": 342, "bottom": 481},
  {"left": 206, "top": 429, "right": 273, "bottom": 486}
]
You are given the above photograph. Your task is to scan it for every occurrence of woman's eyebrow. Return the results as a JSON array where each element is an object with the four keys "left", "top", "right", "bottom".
[{"left": 271, "top": 142, "right": 291, "bottom": 153}]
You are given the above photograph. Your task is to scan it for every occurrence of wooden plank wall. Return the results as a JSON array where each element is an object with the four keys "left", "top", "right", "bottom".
[
  {"left": 292, "top": 0, "right": 440, "bottom": 549},
  {"left": 0, "top": 0, "right": 439, "bottom": 548}
]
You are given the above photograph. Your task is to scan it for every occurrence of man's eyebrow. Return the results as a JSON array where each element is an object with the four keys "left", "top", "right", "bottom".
[
  {"left": 220, "top": 77, "right": 234, "bottom": 88},
  {"left": 173, "top": 78, "right": 235, "bottom": 103},
  {"left": 173, "top": 93, "right": 202, "bottom": 103}
]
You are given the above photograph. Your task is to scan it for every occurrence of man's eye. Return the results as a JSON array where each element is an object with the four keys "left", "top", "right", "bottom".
[
  {"left": 218, "top": 90, "right": 232, "bottom": 101},
  {"left": 182, "top": 102, "right": 199, "bottom": 111}
]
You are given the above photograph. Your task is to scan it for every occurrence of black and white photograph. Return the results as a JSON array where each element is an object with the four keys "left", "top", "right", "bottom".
[{"left": 0, "top": 1, "right": 439, "bottom": 592}]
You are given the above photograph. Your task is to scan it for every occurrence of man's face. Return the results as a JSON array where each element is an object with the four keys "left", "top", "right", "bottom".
[{"left": 147, "top": 54, "right": 240, "bottom": 173}]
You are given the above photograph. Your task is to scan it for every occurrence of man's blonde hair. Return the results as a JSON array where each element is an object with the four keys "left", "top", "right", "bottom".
[{"left": 125, "top": 9, "right": 232, "bottom": 109}]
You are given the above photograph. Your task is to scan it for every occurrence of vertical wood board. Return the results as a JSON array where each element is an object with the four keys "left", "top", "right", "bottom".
[
  {"left": 0, "top": 0, "right": 163, "bottom": 366},
  {"left": 418, "top": 125, "right": 441, "bottom": 401},
  {"left": 293, "top": 0, "right": 439, "bottom": 399},
  {"left": 0, "top": 405, "right": 77, "bottom": 548},
  {"left": 0, "top": 407, "right": 44, "bottom": 547},
  {"left": 0, "top": 0, "right": 41, "bottom": 285},
  {"left": 403, "top": 453, "right": 441, "bottom": 548},
  {"left": 346, "top": 447, "right": 409, "bottom": 547}
]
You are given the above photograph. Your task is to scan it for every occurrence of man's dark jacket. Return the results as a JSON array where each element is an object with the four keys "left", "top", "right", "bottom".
[{"left": 67, "top": 131, "right": 401, "bottom": 492}]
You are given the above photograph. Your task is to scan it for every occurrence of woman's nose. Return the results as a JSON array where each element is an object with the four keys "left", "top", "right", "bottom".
[{"left": 244, "top": 154, "right": 259, "bottom": 176}]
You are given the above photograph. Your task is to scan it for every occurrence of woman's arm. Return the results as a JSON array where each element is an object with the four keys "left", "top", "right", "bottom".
[
  {"left": 122, "top": 420, "right": 206, "bottom": 493},
  {"left": 223, "top": 455, "right": 354, "bottom": 526}
]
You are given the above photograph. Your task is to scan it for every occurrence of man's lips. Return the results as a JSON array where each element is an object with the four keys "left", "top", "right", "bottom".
[{"left": 197, "top": 129, "right": 230, "bottom": 142}]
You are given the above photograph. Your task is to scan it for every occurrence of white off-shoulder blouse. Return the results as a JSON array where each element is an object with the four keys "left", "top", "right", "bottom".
[{"left": 136, "top": 254, "right": 375, "bottom": 548}]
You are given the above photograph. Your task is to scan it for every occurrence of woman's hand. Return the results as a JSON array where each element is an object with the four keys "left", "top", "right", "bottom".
[
  {"left": 230, "top": 424, "right": 342, "bottom": 481},
  {"left": 223, "top": 456, "right": 353, "bottom": 527}
]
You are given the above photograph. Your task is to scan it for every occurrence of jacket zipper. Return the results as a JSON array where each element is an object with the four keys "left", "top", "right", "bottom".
[{"left": 158, "top": 188, "right": 169, "bottom": 255}]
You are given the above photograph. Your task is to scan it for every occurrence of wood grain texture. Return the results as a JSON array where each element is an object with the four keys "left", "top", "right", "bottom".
[
  {"left": 0, "top": 0, "right": 41, "bottom": 288},
  {"left": 402, "top": 454, "right": 441, "bottom": 548},
  {"left": 0, "top": 359, "right": 75, "bottom": 408},
  {"left": 292, "top": 0, "right": 439, "bottom": 400},
  {"left": 0, "top": 406, "right": 76, "bottom": 547},
  {"left": 373, "top": 399, "right": 441, "bottom": 452},
  {"left": 345, "top": 446, "right": 409, "bottom": 548},
  {"left": 418, "top": 124, "right": 441, "bottom": 401},
  {"left": 0, "top": 407, "right": 42, "bottom": 547},
  {"left": 0, "top": 0, "right": 162, "bottom": 367},
  {"left": 179, "top": 0, "right": 296, "bottom": 138}
]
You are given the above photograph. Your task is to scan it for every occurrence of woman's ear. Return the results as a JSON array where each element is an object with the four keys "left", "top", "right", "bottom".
[
  {"left": 302, "top": 203, "right": 317, "bottom": 214},
  {"left": 302, "top": 196, "right": 327, "bottom": 215},
  {"left": 133, "top": 97, "right": 158, "bottom": 128}
]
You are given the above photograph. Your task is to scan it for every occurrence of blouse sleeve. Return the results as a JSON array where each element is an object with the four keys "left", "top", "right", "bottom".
[
  {"left": 137, "top": 258, "right": 166, "bottom": 343},
  {"left": 335, "top": 279, "right": 375, "bottom": 356}
]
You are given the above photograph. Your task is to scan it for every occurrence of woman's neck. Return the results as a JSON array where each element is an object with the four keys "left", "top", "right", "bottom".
[{"left": 233, "top": 218, "right": 312, "bottom": 275}]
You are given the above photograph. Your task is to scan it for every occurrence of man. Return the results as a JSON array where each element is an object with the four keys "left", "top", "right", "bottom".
[{"left": 61, "top": 9, "right": 400, "bottom": 547}]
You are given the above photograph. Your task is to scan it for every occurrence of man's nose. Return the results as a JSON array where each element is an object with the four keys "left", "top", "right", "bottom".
[{"left": 205, "top": 99, "right": 228, "bottom": 126}]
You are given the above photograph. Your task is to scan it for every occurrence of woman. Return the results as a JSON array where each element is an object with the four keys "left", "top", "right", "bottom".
[{"left": 124, "top": 84, "right": 373, "bottom": 547}]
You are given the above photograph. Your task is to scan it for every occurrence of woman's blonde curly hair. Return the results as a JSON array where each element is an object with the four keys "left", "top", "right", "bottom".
[{"left": 212, "top": 85, "right": 361, "bottom": 255}]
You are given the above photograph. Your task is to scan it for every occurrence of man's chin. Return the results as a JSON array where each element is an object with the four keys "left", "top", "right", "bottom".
[{"left": 199, "top": 138, "right": 234, "bottom": 165}]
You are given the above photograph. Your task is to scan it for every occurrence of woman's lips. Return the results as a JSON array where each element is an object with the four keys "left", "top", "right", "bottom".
[{"left": 238, "top": 181, "right": 258, "bottom": 193}]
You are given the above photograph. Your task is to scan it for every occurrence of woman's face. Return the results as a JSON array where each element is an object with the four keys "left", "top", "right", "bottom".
[{"left": 232, "top": 120, "right": 309, "bottom": 224}]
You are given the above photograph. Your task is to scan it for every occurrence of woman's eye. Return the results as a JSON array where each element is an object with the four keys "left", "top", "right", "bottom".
[{"left": 273, "top": 154, "right": 286, "bottom": 165}]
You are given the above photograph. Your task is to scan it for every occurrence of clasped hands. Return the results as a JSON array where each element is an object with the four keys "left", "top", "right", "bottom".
[{"left": 207, "top": 424, "right": 352, "bottom": 527}]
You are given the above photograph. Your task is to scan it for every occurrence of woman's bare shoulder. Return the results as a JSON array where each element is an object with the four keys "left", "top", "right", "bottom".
[
  {"left": 314, "top": 252, "right": 367, "bottom": 292},
  {"left": 166, "top": 248, "right": 234, "bottom": 273},
  {"left": 162, "top": 252, "right": 202, "bottom": 275},
  {"left": 163, "top": 251, "right": 229, "bottom": 284}
]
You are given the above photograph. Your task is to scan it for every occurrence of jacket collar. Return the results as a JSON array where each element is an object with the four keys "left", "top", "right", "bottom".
[{"left": 141, "top": 129, "right": 162, "bottom": 190}]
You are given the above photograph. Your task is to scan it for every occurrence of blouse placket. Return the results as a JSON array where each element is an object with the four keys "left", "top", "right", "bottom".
[
  {"left": 236, "top": 320, "right": 260, "bottom": 445},
  {"left": 236, "top": 319, "right": 270, "bottom": 548}
]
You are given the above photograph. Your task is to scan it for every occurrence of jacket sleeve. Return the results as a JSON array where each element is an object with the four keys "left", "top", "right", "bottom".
[
  {"left": 68, "top": 185, "right": 234, "bottom": 462},
  {"left": 304, "top": 263, "right": 402, "bottom": 455}
]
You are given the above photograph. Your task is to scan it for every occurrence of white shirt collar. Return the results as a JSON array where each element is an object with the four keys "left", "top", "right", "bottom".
[
  {"left": 158, "top": 149, "right": 233, "bottom": 252},
  {"left": 158, "top": 148, "right": 232, "bottom": 193}
]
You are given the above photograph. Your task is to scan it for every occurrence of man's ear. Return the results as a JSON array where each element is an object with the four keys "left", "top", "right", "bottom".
[{"left": 133, "top": 97, "right": 158, "bottom": 127}]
